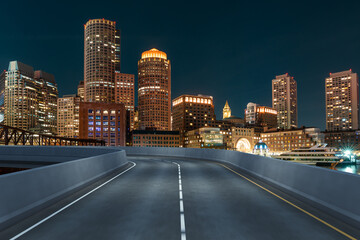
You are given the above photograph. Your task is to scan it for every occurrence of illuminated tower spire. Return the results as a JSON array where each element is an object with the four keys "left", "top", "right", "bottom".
[{"left": 223, "top": 100, "right": 231, "bottom": 119}]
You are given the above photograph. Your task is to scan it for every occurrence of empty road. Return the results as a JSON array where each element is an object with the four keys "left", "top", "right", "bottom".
[{"left": 1, "top": 157, "right": 359, "bottom": 240}]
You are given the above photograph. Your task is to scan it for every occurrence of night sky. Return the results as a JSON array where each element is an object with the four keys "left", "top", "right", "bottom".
[{"left": 1, "top": 1, "right": 360, "bottom": 130}]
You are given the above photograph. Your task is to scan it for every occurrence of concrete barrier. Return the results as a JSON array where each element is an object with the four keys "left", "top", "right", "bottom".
[
  {"left": 0, "top": 146, "right": 120, "bottom": 164},
  {"left": 117, "top": 146, "right": 360, "bottom": 228},
  {"left": 0, "top": 146, "right": 128, "bottom": 230}
]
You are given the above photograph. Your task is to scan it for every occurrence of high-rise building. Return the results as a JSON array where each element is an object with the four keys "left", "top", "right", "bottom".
[
  {"left": 272, "top": 73, "right": 297, "bottom": 129},
  {"left": 77, "top": 81, "right": 85, "bottom": 101},
  {"left": 4, "top": 61, "right": 58, "bottom": 133},
  {"left": 57, "top": 94, "right": 81, "bottom": 138},
  {"left": 84, "top": 19, "right": 120, "bottom": 103},
  {"left": 0, "top": 71, "right": 5, "bottom": 123},
  {"left": 115, "top": 72, "right": 135, "bottom": 130},
  {"left": 325, "top": 70, "right": 359, "bottom": 131},
  {"left": 34, "top": 70, "right": 58, "bottom": 134},
  {"left": 172, "top": 94, "right": 216, "bottom": 146},
  {"left": 79, "top": 102, "right": 126, "bottom": 146},
  {"left": 223, "top": 100, "right": 231, "bottom": 119},
  {"left": 245, "top": 102, "right": 277, "bottom": 129},
  {"left": 138, "top": 48, "right": 171, "bottom": 130}
]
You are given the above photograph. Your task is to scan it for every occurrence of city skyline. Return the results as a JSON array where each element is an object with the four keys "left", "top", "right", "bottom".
[{"left": 2, "top": 1, "right": 360, "bottom": 130}]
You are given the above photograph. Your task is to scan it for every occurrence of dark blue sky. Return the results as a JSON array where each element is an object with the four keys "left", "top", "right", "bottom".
[{"left": 1, "top": 1, "right": 359, "bottom": 130}]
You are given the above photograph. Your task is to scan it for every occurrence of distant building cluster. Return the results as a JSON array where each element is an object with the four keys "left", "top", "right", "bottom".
[{"left": 0, "top": 18, "right": 359, "bottom": 154}]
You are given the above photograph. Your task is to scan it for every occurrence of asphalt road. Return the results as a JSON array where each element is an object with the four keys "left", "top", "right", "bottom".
[{"left": 2, "top": 157, "right": 359, "bottom": 240}]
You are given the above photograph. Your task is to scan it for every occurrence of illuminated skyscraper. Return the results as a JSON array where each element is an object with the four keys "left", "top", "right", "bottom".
[
  {"left": 223, "top": 100, "right": 231, "bottom": 119},
  {"left": 172, "top": 94, "right": 215, "bottom": 146},
  {"left": 272, "top": 73, "right": 297, "bottom": 129},
  {"left": 4, "top": 61, "right": 58, "bottom": 134},
  {"left": 77, "top": 81, "right": 84, "bottom": 101},
  {"left": 325, "top": 70, "right": 359, "bottom": 131},
  {"left": 115, "top": 72, "right": 135, "bottom": 130},
  {"left": 84, "top": 19, "right": 120, "bottom": 102},
  {"left": 138, "top": 48, "right": 171, "bottom": 130},
  {"left": 245, "top": 102, "right": 277, "bottom": 129},
  {"left": 57, "top": 94, "right": 81, "bottom": 138}
]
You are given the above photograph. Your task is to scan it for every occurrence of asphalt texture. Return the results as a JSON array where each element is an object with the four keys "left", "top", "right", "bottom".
[{"left": 1, "top": 157, "right": 359, "bottom": 240}]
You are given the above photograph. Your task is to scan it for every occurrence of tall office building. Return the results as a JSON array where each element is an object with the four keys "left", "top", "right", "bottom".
[
  {"left": 84, "top": 19, "right": 120, "bottom": 102},
  {"left": 245, "top": 102, "right": 277, "bottom": 129},
  {"left": 325, "top": 70, "right": 359, "bottom": 131},
  {"left": 4, "top": 61, "right": 58, "bottom": 133},
  {"left": 77, "top": 81, "right": 85, "bottom": 101},
  {"left": 172, "top": 94, "right": 215, "bottom": 146},
  {"left": 115, "top": 72, "right": 135, "bottom": 130},
  {"left": 272, "top": 73, "right": 297, "bottom": 129},
  {"left": 34, "top": 70, "right": 58, "bottom": 134},
  {"left": 57, "top": 94, "right": 81, "bottom": 138},
  {"left": 0, "top": 71, "right": 5, "bottom": 123},
  {"left": 223, "top": 100, "right": 231, "bottom": 119},
  {"left": 138, "top": 48, "right": 171, "bottom": 130}
]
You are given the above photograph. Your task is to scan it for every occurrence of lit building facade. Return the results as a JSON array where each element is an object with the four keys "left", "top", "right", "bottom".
[
  {"left": 138, "top": 48, "right": 171, "bottom": 130},
  {"left": 79, "top": 102, "right": 126, "bottom": 146},
  {"left": 132, "top": 130, "right": 180, "bottom": 147},
  {"left": 261, "top": 127, "right": 323, "bottom": 154},
  {"left": 34, "top": 70, "right": 58, "bottom": 134},
  {"left": 0, "top": 71, "right": 5, "bottom": 123},
  {"left": 84, "top": 19, "right": 120, "bottom": 103},
  {"left": 57, "top": 94, "right": 81, "bottom": 138},
  {"left": 115, "top": 72, "right": 135, "bottom": 130},
  {"left": 231, "top": 127, "right": 259, "bottom": 153},
  {"left": 4, "top": 61, "right": 58, "bottom": 134},
  {"left": 325, "top": 70, "right": 359, "bottom": 131},
  {"left": 172, "top": 94, "right": 216, "bottom": 146},
  {"left": 323, "top": 130, "right": 360, "bottom": 151},
  {"left": 185, "top": 127, "right": 224, "bottom": 149},
  {"left": 245, "top": 102, "right": 277, "bottom": 129},
  {"left": 77, "top": 81, "right": 84, "bottom": 101},
  {"left": 223, "top": 100, "right": 231, "bottom": 119},
  {"left": 272, "top": 73, "right": 297, "bottom": 129}
]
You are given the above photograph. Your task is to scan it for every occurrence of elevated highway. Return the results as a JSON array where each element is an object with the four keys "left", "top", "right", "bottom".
[{"left": 0, "top": 146, "right": 359, "bottom": 239}]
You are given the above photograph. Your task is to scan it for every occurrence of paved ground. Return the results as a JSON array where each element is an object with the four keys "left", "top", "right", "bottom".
[{"left": 1, "top": 157, "right": 359, "bottom": 240}]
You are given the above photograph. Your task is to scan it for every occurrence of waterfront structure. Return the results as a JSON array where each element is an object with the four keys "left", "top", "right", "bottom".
[
  {"left": 185, "top": 127, "right": 224, "bottom": 149},
  {"left": 172, "top": 94, "right": 216, "bottom": 146},
  {"left": 84, "top": 19, "right": 120, "bottom": 103},
  {"left": 272, "top": 73, "right": 297, "bottom": 129},
  {"left": 132, "top": 130, "right": 180, "bottom": 147},
  {"left": 77, "top": 81, "right": 84, "bottom": 101},
  {"left": 323, "top": 130, "right": 360, "bottom": 151},
  {"left": 211, "top": 119, "right": 244, "bottom": 150},
  {"left": 231, "top": 127, "right": 259, "bottom": 152},
  {"left": 245, "top": 102, "right": 277, "bottom": 129},
  {"left": 273, "top": 144, "right": 343, "bottom": 163},
  {"left": 253, "top": 140, "right": 270, "bottom": 156},
  {"left": 115, "top": 72, "right": 135, "bottom": 130},
  {"left": 138, "top": 48, "right": 171, "bottom": 130},
  {"left": 79, "top": 102, "right": 126, "bottom": 146},
  {"left": 223, "top": 100, "right": 231, "bottom": 119},
  {"left": 261, "top": 127, "right": 323, "bottom": 154},
  {"left": 4, "top": 61, "right": 58, "bottom": 134},
  {"left": 57, "top": 94, "right": 81, "bottom": 138},
  {"left": 325, "top": 70, "right": 359, "bottom": 131}
]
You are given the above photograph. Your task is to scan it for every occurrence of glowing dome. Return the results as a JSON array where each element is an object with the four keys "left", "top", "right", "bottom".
[
  {"left": 141, "top": 48, "right": 167, "bottom": 60},
  {"left": 253, "top": 140, "right": 270, "bottom": 156}
]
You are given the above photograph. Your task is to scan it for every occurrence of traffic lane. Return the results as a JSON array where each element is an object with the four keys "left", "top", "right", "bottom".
[
  {"left": 15, "top": 159, "right": 180, "bottom": 240},
  {"left": 176, "top": 159, "right": 353, "bottom": 240}
]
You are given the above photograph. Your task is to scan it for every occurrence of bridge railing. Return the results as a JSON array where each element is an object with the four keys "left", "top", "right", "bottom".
[{"left": 0, "top": 124, "right": 105, "bottom": 146}]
